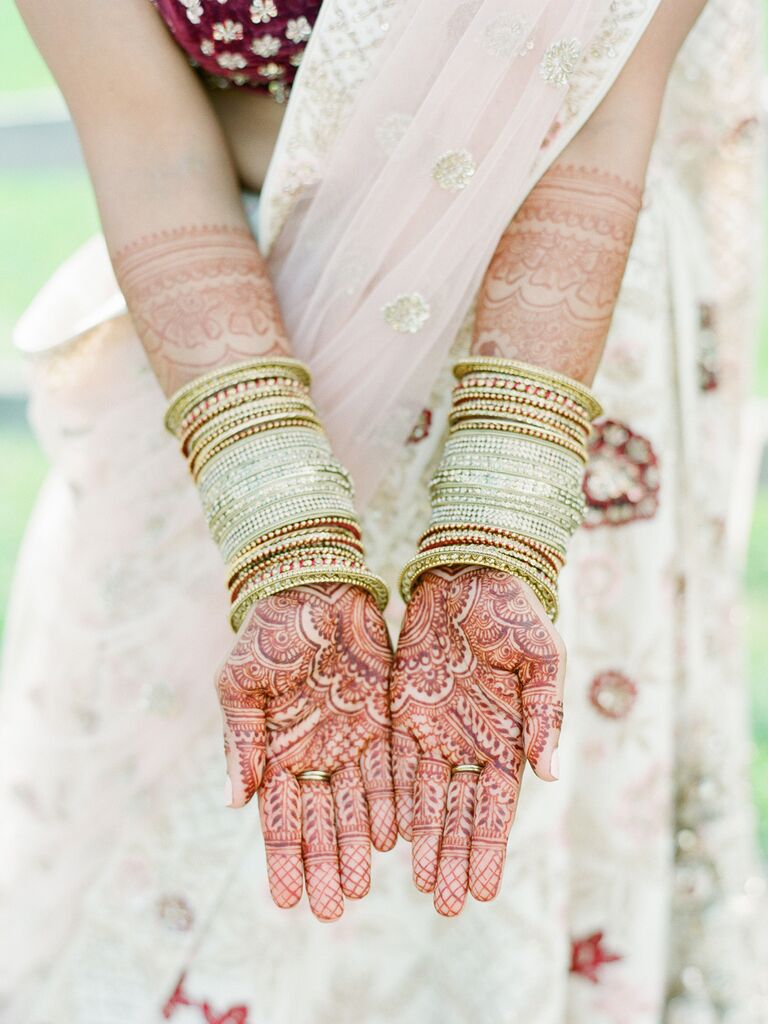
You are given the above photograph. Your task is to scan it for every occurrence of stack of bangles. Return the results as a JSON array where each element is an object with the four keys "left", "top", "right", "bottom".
[
  {"left": 399, "top": 357, "right": 602, "bottom": 620},
  {"left": 165, "top": 358, "right": 388, "bottom": 631}
]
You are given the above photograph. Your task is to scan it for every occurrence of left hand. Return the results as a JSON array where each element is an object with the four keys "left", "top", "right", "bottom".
[{"left": 390, "top": 566, "right": 565, "bottom": 916}]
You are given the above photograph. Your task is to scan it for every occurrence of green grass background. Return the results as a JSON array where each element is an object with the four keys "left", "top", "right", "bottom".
[{"left": 1, "top": 2, "right": 767, "bottom": 851}]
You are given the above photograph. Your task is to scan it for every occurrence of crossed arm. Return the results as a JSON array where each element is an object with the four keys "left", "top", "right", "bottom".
[{"left": 18, "top": 0, "right": 707, "bottom": 920}]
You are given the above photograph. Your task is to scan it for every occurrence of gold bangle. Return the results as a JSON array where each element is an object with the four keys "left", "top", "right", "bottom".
[
  {"left": 165, "top": 358, "right": 312, "bottom": 434},
  {"left": 453, "top": 357, "right": 602, "bottom": 421},
  {"left": 399, "top": 548, "right": 558, "bottom": 620},
  {"left": 452, "top": 383, "right": 592, "bottom": 430},
  {"left": 448, "top": 419, "right": 588, "bottom": 462},
  {"left": 230, "top": 568, "right": 389, "bottom": 631},
  {"left": 448, "top": 403, "right": 589, "bottom": 446},
  {"left": 419, "top": 524, "right": 565, "bottom": 562},
  {"left": 179, "top": 379, "right": 310, "bottom": 434},
  {"left": 191, "top": 417, "right": 324, "bottom": 479}
]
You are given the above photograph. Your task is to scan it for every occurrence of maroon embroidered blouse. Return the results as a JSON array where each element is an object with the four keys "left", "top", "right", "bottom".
[{"left": 152, "top": 0, "right": 322, "bottom": 101}]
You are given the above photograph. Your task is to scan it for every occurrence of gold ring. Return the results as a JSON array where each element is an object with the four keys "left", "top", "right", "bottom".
[
  {"left": 297, "top": 770, "right": 332, "bottom": 782},
  {"left": 452, "top": 764, "right": 483, "bottom": 775}
]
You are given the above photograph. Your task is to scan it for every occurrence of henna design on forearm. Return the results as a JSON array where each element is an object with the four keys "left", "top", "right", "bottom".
[
  {"left": 390, "top": 567, "right": 565, "bottom": 914},
  {"left": 113, "top": 224, "right": 290, "bottom": 394},
  {"left": 216, "top": 583, "right": 397, "bottom": 921},
  {"left": 472, "top": 164, "right": 643, "bottom": 382}
]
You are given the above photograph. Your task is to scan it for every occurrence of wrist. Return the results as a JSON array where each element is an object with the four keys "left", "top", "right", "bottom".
[
  {"left": 400, "top": 357, "right": 601, "bottom": 619},
  {"left": 165, "top": 358, "right": 389, "bottom": 630}
]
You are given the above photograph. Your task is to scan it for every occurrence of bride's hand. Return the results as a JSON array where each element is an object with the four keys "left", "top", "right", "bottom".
[
  {"left": 390, "top": 566, "right": 565, "bottom": 916},
  {"left": 215, "top": 583, "right": 397, "bottom": 921}
]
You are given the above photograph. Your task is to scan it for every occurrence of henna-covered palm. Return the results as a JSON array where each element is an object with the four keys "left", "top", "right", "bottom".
[
  {"left": 215, "top": 583, "right": 397, "bottom": 922},
  {"left": 391, "top": 566, "right": 565, "bottom": 917}
]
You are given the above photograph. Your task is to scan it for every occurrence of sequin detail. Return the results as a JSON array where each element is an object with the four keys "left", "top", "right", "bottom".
[
  {"left": 179, "top": 0, "right": 203, "bottom": 25},
  {"left": 250, "top": 0, "right": 278, "bottom": 23},
  {"left": 583, "top": 420, "right": 660, "bottom": 528},
  {"left": 483, "top": 15, "right": 534, "bottom": 59},
  {"left": 382, "top": 293, "right": 431, "bottom": 334},
  {"left": 432, "top": 149, "right": 477, "bottom": 192},
  {"left": 157, "top": 894, "right": 195, "bottom": 931},
  {"left": 250, "top": 33, "right": 281, "bottom": 56},
  {"left": 213, "top": 20, "right": 244, "bottom": 42},
  {"left": 285, "top": 15, "right": 312, "bottom": 42},
  {"left": 540, "top": 38, "right": 582, "bottom": 86},
  {"left": 589, "top": 670, "right": 637, "bottom": 719},
  {"left": 217, "top": 51, "right": 249, "bottom": 69}
]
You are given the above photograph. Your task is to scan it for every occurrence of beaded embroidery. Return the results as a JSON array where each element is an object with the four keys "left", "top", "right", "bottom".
[{"left": 154, "top": 0, "right": 321, "bottom": 100}]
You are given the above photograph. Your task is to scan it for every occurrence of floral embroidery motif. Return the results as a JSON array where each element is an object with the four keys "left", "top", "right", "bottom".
[
  {"left": 163, "top": 976, "right": 250, "bottom": 1022},
  {"left": 432, "top": 149, "right": 477, "bottom": 192},
  {"left": 156, "top": 0, "right": 317, "bottom": 100},
  {"left": 570, "top": 931, "right": 623, "bottom": 982},
  {"left": 382, "top": 293, "right": 431, "bottom": 334},
  {"left": 540, "top": 38, "right": 582, "bottom": 86},
  {"left": 407, "top": 408, "right": 433, "bottom": 444},
  {"left": 213, "top": 19, "right": 244, "bottom": 42},
  {"left": 258, "top": 62, "right": 284, "bottom": 78},
  {"left": 250, "top": 33, "right": 280, "bottom": 57},
  {"left": 249, "top": 0, "right": 277, "bottom": 23},
  {"left": 285, "top": 15, "right": 312, "bottom": 42},
  {"left": 157, "top": 894, "right": 195, "bottom": 931},
  {"left": 217, "top": 51, "right": 248, "bottom": 70},
  {"left": 583, "top": 420, "right": 660, "bottom": 528},
  {"left": 589, "top": 670, "right": 637, "bottom": 719},
  {"left": 180, "top": 0, "right": 204, "bottom": 25},
  {"left": 483, "top": 14, "right": 534, "bottom": 59}
]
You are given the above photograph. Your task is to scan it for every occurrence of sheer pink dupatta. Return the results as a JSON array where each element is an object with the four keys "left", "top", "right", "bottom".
[{"left": 259, "top": 0, "right": 645, "bottom": 505}]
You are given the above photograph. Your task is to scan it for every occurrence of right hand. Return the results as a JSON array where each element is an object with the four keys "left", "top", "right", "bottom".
[{"left": 215, "top": 582, "right": 397, "bottom": 921}]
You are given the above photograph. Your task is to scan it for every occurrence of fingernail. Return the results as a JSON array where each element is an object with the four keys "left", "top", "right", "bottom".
[
  {"left": 224, "top": 774, "right": 234, "bottom": 807},
  {"left": 550, "top": 749, "right": 560, "bottom": 780}
]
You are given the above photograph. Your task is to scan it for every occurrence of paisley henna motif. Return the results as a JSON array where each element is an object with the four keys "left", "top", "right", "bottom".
[
  {"left": 390, "top": 567, "right": 565, "bottom": 915},
  {"left": 215, "top": 582, "right": 397, "bottom": 920}
]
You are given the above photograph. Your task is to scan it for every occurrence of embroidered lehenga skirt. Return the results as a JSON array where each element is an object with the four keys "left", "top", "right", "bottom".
[{"left": 1, "top": 1, "right": 767, "bottom": 1021}]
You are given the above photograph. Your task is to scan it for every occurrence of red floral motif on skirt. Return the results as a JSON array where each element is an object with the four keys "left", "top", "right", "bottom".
[
  {"left": 163, "top": 976, "right": 249, "bottom": 1023},
  {"left": 407, "top": 408, "right": 433, "bottom": 444},
  {"left": 583, "top": 419, "right": 660, "bottom": 528},
  {"left": 589, "top": 670, "right": 637, "bottom": 719},
  {"left": 570, "top": 931, "right": 623, "bottom": 983}
]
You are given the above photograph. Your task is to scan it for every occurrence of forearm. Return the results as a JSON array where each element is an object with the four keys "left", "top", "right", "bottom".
[
  {"left": 98, "top": 116, "right": 289, "bottom": 395},
  {"left": 472, "top": 0, "right": 708, "bottom": 385},
  {"left": 17, "top": 0, "right": 290, "bottom": 398},
  {"left": 109, "top": 182, "right": 289, "bottom": 396}
]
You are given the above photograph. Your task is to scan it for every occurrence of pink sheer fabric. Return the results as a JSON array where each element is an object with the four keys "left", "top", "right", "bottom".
[{"left": 261, "top": 0, "right": 623, "bottom": 504}]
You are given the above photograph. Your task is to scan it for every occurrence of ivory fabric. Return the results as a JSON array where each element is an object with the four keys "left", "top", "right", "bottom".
[{"left": 1, "top": 0, "right": 768, "bottom": 1021}]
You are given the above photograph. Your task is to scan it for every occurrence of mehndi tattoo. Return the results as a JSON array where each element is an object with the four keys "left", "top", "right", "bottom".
[
  {"left": 391, "top": 566, "right": 564, "bottom": 916},
  {"left": 113, "top": 224, "right": 290, "bottom": 394},
  {"left": 215, "top": 582, "right": 397, "bottom": 921},
  {"left": 472, "top": 164, "right": 643, "bottom": 382}
]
